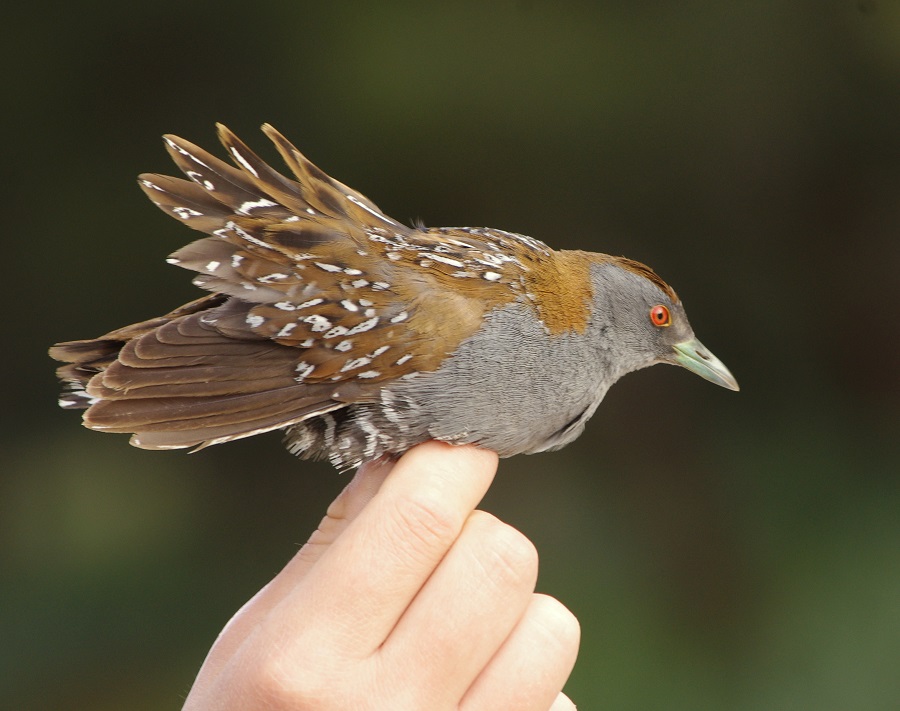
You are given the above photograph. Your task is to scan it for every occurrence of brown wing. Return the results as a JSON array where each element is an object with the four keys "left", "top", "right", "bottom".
[{"left": 50, "top": 125, "right": 544, "bottom": 451}]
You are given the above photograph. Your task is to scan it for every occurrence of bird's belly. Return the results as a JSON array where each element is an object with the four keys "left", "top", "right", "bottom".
[{"left": 385, "top": 302, "right": 613, "bottom": 457}]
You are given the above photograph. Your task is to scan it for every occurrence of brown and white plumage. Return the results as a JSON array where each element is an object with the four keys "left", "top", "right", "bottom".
[
  {"left": 50, "top": 125, "right": 572, "bottom": 456},
  {"left": 50, "top": 124, "right": 736, "bottom": 470}
]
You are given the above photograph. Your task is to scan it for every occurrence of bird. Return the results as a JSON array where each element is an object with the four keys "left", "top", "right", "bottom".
[{"left": 49, "top": 123, "right": 738, "bottom": 471}]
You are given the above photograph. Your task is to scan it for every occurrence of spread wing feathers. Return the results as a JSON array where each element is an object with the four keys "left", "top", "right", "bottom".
[
  {"left": 141, "top": 122, "right": 404, "bottom": 253},
  {"left": 136, "top": 124, "right": 439, "bottom": 369},
  {"left": 131, "top": 124, "right": 512, "bottom": 382}
]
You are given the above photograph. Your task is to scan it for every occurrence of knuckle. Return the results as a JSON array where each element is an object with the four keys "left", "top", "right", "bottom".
[
  {"left": 531, "top": 593, "right": 581, "bottom": 649},
  {"left": 248, "top": 652, "right": 331, "bottom": 708},
  {"left": 473, "top": 513, "right": 539, "bottom": 587},
  {"left": 390, "top": 488, "right": 463, "bottom": 553}
]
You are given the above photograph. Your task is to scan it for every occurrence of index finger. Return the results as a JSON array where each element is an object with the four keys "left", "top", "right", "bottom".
[
  {"left": 189, "top": 455, "right": 397, "bottom": 683},
  {"left": 277, "top": 441, "right": 498, "bottom": 658}
]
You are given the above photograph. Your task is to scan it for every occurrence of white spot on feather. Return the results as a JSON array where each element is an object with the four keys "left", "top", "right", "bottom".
[
  {"left": 237, "top": 197, "right": 278, "bottom": 215},
  {"left": 346, "top": 194, "right": 398, "bottom": 225},
  {"left": 341, "top": 356, "right": 372, "bottom": 372},
  {"left": 258, "top": 273, "right": 288, "bottom": 283},
  {"left": 431, "top": 254, "right": 465, "bottom": 268},
  {"left": 246, "top": 314, "right": 265, "bottom": 328},
  {"left": 303, "top": 314, "right": 332, "bottom": 332},
  {"left": 227, "top": 220, "right": 274, "bottom": 250},
  {"left": 185, "top": 171, "right": 214, "bottom": 190},
  {"left": 294, "top": 365, "right": 315, "bottom": 382},
  {"left": 172, "top": 206, "right": 202, "bottom": 220},
  {"left": 323, "top": 325, "right": 348, "bottom": 338},
  {"left": 347, "top": 316, "right": 379, "bottom": 335},
  {"left": 296, "top": 298, "right": 324, "bottom": 310},
  {"left": 229, "top": 147, "right": 258, "bottom": 177},
  {"left": 446, "top": 238, "right": 476, "bottom": 249}
]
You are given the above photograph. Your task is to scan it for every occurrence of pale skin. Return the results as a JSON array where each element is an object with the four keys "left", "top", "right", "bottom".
[{"left": 182, "top": 442, "right": 580, "bottom": 710}]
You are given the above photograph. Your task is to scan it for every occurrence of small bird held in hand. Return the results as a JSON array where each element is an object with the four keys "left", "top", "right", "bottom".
[{"left": 50, "top": 124, "right": 738, "bottom": 470}]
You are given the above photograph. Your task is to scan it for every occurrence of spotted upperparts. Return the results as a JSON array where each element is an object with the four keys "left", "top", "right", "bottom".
[{"left": 50, "top": 124, "right": 737, "bottom": 470}]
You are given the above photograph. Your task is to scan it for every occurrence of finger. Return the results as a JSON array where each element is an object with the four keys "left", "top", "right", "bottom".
[
  {"left": 549, "top": 692, "right": 578, "bottom": 711},
  {"left": 381, "top": 511, "right": 539, "bottom": 704},
  {"left": 289, "top": 455, "right": 396, "bottom": 575},
  {"left": 278, "top": 442, "right": 499, "bottom": 658},
  {"left": 460, "top": 594, "right": 580, "bottom": 711},
  {"left": 190, "top": 456, "right": 395, "bottom": 682}
]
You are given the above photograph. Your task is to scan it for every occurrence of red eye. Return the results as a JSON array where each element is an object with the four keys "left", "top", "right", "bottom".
[{"left": 649, "top": 304, "right": 671, "bottom": 327}]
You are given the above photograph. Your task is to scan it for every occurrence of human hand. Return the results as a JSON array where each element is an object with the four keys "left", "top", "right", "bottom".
[{"left": 182, "top": 442, "right": 579, "bottom": 710}]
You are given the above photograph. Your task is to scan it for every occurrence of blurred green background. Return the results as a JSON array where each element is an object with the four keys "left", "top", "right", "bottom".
[{"left": 4, "top": 1, "right": 899, "bottom": 708}]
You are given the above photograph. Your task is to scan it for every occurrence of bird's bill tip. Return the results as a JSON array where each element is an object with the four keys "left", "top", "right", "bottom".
[{"left": 671, "top": 338, "right": 740, "bottom": 392}]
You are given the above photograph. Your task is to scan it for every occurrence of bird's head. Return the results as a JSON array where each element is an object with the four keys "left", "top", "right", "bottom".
[{"left": 588, "top": 257, "right": 739, "bottom": 391}]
